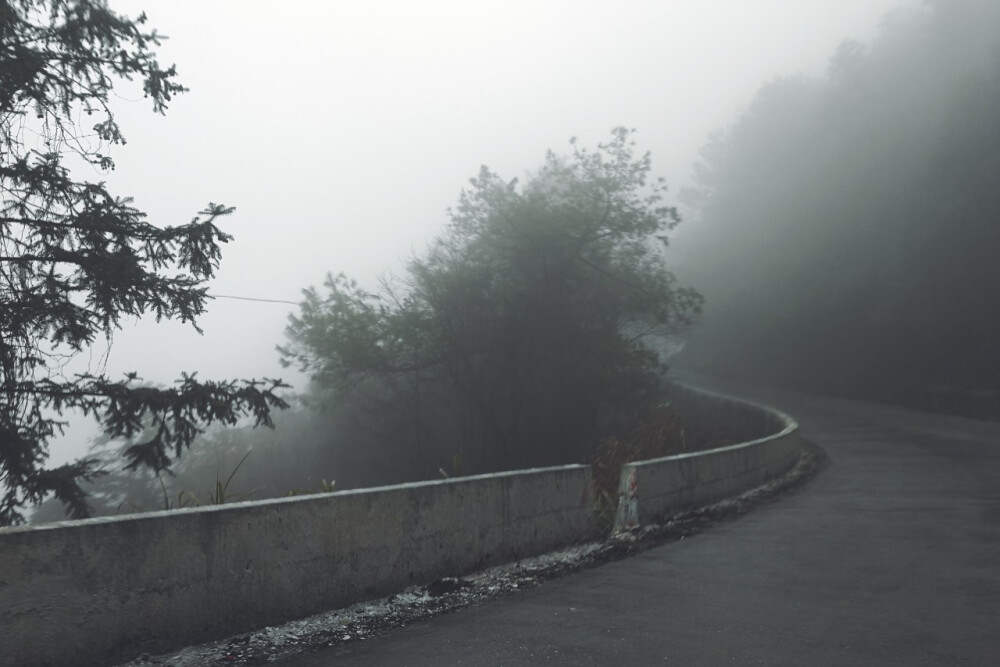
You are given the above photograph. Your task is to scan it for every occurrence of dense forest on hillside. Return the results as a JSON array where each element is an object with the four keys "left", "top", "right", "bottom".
[{"left": 674, "top": 1, "right": 1000, "bottom": 418}]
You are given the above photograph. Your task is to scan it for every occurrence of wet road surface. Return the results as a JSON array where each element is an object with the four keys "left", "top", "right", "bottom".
[{"left": 278, "top": 381, "right": 1000, "bottom": 666}]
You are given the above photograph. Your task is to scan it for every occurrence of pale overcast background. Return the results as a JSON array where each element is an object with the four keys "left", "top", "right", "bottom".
[{"left": 52, "top": 0, "right": 916, "bottom": 464}]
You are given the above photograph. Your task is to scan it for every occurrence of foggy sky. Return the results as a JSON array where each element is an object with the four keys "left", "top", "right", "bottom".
[{"left": 50, "top": 0, "right": 915, "bottom": 464}]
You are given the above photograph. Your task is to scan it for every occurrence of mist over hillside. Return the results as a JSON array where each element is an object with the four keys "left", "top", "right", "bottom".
[
  {"left": 672, "top": 0, "right": 1000, "bottom": 417},
  {"left": 20, "top": 0, "right": 948, "bottom": 522}
]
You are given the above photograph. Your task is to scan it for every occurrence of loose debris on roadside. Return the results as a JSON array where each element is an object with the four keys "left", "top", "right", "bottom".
[{"left": 121, "top": 441, "right": 825, "bottom": 667}]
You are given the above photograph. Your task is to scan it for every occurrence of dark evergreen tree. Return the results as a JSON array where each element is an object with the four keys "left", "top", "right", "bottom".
[{"left": 0, "top": 0, "right": 287, "bottom": 524}]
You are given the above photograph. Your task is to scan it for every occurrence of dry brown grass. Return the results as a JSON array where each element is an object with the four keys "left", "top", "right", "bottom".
[{"left": 590, "top": 404, "right": 739, "bottom": 528}]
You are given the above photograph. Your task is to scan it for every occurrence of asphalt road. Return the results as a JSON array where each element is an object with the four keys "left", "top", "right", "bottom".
[{"left": 280, "top": 381, "right": 1000, "bottom": 666}]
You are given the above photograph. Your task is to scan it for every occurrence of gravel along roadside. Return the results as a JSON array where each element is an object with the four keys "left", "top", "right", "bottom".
[{"left": 121, "top": 441, "right": 825, "bottom": 667}]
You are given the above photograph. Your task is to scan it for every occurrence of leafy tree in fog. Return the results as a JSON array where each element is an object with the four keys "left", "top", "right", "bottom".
[
  {"left": 0, "top": 0, "right": 287, "bottom": 524},
  {"left": 281, "top": 129, "right": 701, "bottom": 473}
]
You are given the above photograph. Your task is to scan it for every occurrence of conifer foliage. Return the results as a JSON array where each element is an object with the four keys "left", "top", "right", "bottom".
[{"left": 0, "top": 0, "right": 286, "bottom": 525}]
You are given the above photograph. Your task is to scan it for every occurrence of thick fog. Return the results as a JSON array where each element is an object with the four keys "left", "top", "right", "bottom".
[
  {"left": 674, "top": 0, "right": 1000, "bottom": 417},
  {"left": 48, "top": 0, "right": 911, "bottom": 465}
]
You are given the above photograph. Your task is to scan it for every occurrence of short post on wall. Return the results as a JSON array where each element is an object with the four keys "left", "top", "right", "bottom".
[{"left": 613, "top": 467, "right": 639, "bottom": 532}]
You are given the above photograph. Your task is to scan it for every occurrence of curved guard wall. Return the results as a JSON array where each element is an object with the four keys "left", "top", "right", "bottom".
[
  {"left": 0, "top": 383, "right": 801, "bottom": 666},
  {"left": 614, "top": 383, "right": 801, "bottom": 530}
]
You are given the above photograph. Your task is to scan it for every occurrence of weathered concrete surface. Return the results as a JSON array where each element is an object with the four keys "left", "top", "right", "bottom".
[
  {"left": 278, "top": 381, "right": 1000, "bottom": 666},
  {"left": 0, "top": 465, "right": 595, "bottom": 667},
  {"left": 615, "top": 384, "right": 800, "bottom": 528},
  {"left": 0, "top": 383, "right": 806, "bottom": 667}
]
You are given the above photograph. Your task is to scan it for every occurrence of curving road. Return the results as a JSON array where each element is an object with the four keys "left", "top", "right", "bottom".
[{"left": 279, "top": 380, "right": 1000, "bottom": 666}]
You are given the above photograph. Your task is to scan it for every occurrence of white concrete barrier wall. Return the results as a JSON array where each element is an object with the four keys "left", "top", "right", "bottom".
[
  {"left": 0, "top": 465, "right": 595, "bottom": 667},
  {"left": 614, "top": 384, "right": 801, "bottom": 529},
  {"left": 0, "top": 384, "right": 801, "bottom": 666}
]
